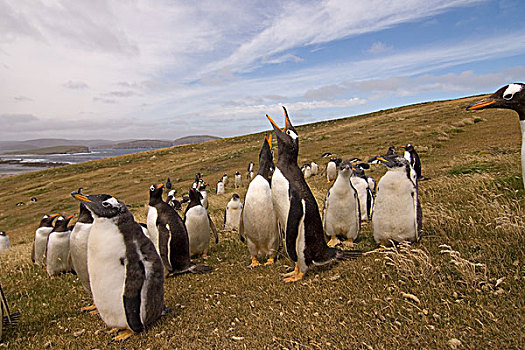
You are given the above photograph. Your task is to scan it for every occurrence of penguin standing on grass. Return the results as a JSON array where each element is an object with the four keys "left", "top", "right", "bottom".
[
  {"left": 241, "top": 134, "right": 279, "bottom": 267},
  {"left": 216, "top": 179, "right": 225, "bottom": 195},
  {"left": 466, "top": 83, "right": 525, "bottom": 187},
  {"left": 46, "top": 214, "right": 75, "bottom": 276},
  {"left": 326, "top": 157, "right": 340, "bottom": 182},
  {"left": 69, "top": 201, "right": 94, "bottom": 310},
  {"left": 247, "top": 161, "right": 254, "bottom": 181},
  {"left": 267, "top": 107, "right": 361, "bottom": 282},
  {"left": 184, "top": 189, "right": 218, "bottom": 259},
  {"left": 350, "top": 163, "right": 374, "bottom": 222},
  {"left": 0, "top": 232, "right": 10, "bottom": 252},
  {"left": 72, "top": 190, "right": 166, "bottom": 341},
  {"left": 310, "top": 161, "right": 319, "bottom": 176},
  {"left": 224, "top": 194, "right": 243, "bottom": 231},
  {"left": 148, "top": 184, "right": 212, "bottom": 275},
  {"left": 32, "top": 214, "right": 59, "bottom": 267},
  {"left": 401, "top": 144, "right": 424, "bottom": 180},
  {"left": 372, "top": 155, "right": 422, "bottom": 245},
  {"left": 234, "top": 171, "right": 243, "bottom": 188},
  {"left": 323, "top": 161, "right": 360, "bottom": 248},
  {"left": 147, "top": 184, "right": 164, "bottom": 255}
]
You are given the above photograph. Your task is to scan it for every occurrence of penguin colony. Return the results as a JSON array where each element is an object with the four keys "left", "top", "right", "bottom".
[{"left": 8, "top": 103, "right": 442, "bottom": 342}]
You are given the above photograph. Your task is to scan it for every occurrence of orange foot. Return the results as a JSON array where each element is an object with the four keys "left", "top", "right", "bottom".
[
  {"left": 113, "top": 329, "right": 134, "bottom": 341},
  {"left": 281, "top": 264, "right": 300, "bottom": 278},
  {"left": 283, "top": 271, "right": 305, "bottom": 283},
  {"left": 80, "top": 304, "right": 97, "bottom": 312},
  {"left": 264, "top": 257, "right": 275, "bottom": 266},
  {"left": 248, "top": 257, "right": 260, "bottom": 267}
]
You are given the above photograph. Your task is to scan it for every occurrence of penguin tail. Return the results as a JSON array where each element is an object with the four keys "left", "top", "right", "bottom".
[
  {"left": 335, "top": 248, "right": 362, "bottom": 261},
  {"left": 189, "top": 264, "right": 213, "bottom": 274}
]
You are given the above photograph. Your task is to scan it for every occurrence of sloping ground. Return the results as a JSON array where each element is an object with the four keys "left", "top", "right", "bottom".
[{"left": 0, "top": 96, "right": 524, "bottom": 349}]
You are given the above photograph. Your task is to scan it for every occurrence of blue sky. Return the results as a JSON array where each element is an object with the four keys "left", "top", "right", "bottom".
[{"left": 1, "top": 0, "right": 524, "bottom": 141}]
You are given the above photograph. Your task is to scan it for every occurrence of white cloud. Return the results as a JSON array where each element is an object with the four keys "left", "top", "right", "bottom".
[{"left": 368, "top": 41, "right": 392, "bottom": 54}]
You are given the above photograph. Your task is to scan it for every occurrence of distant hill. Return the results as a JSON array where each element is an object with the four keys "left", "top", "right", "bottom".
[
  {"left": 173, "top": 135, "right": 221, "bottom": 145},
  {"left": 93, "top": 139, "right": 175, "bottom": 149},
  {"left": 0, "top": 138, "right": 116, "bottom": 152},
  {"left": 3, "top": 145, "right": 89, "bottom": 155}
]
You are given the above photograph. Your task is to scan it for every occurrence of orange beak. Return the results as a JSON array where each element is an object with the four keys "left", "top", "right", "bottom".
[
  {"left": 66, "top": 214, "right": 75, "bottom": 220},
  {"left": 156, "top": 183, "right": 164, "bottom": 189},
  {"left": 266, "top": 134, "right": 273, "bottom": 149},
  {"left": 466, "top": 99, "right": 496, "bottom": 110},
  {"left": 73, "top": 194, "right": 91, "bottom": 202},
  {"left": 50, "top": 213, "right": 60, "bottom": 217},
  {"left": 266, "top": 114, "right": 284, "bottom": 132}
]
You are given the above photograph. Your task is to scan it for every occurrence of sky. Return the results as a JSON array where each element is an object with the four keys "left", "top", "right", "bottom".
[{"left": 1, "top": 0, "right": 525, "bottom": 141}]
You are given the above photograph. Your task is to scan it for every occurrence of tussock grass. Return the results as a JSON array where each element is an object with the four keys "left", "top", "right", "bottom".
[{"left": 0, "top": 96, "right": 524, "bottom": 348}]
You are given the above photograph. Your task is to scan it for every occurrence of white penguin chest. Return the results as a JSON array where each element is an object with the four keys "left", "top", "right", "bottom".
[
  {"left": 88, "top": 218, "right": 128, "bottom": 328},
  {"left": 185, "top": 206, "right": 210, "bottom": 254},
  {"left": 147, "top": 206, "right": 160, "bottom": 251},
  {"left": 271, "top": 168, "right": 290, "bottom": 229}
]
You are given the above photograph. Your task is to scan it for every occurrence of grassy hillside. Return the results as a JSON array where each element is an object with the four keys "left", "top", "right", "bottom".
[{"left": 0, "top": 95, "right": 524, "bottom": 349}]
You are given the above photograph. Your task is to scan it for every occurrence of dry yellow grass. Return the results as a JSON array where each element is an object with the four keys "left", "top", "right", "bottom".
[{"left": 0, "top": 95, "right": 524, "bottom": 349}]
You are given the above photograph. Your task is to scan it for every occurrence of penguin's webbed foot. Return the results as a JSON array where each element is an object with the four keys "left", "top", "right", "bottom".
[
  {"left": 80, "top": 304, "right": 97, "bottom": 313},
  {"left": 281, "top": 264, "right": 300, "bottom": 278},
  {"left": 327, "top": 236, "right": 341, "bottom": 248},
  {"left": 264, "top": 257, "right": 275, "bottom": 266},
  {"left": 248, "top": 257, "right": 260, "bottom": 267},
  {"left": 283, "top": 271, "right": 304, "bottom": 283},
  {"left": 113, "top": 329, "right": 134, "bottom": 341},
  {"left": 342, "top": 240, "right": 354, "bottom": 248},
  {"left": 202, "top": 253, "right": 209, "bottom": 260},
  {"left": 89, "top": 309, "right": 99, "bottom": 315}
]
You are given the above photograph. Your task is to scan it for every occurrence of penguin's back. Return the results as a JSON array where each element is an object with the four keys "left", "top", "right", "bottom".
[
  {"left": 185, "top": 206, "right": 210, "bottom": 256},
  {"left": 46, "top": 231, "right": 71, "bottom": 276},
  {"left": 373, "top": 169, "right": 418, "bottom": 244}
]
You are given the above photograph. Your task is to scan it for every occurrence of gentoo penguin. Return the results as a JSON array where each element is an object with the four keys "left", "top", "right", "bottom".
[
  {"left": 147, "top": 184, "right": 164, "bottom": 255},
  {"left": 372, "top": 155, "right": 422, "bottom": 245},
  {"left": 386, "top": 144, "right": 397, "bottom": 156},
  {"left": 467, "top": 83, "right": 525, "bottom": 187},
  {"left": 302, "top": 164, "right": 312, "bottom": 179},
  {"left": 350, "top": 163, "right": 374, "bottom": 221},
  {"left": 222, "top": 174, "right": 229, "bottom": 186},
  {"left": 241, "top": 134, "right": 279, "bottom": 266},
  {"left": 216, "top": 179, "right": 225, "bottom": 195},
  {"left": 71, "top": 191, "right": 165, "bottom": 341},
  {"left": 267, "top": 107, "right": 361, "bottom": 282},
  {"left": 247, "top": 161, "right": 254, "bottom": 180},
  {"left": 0, "top": 231, "right": 10, "bottom": 252},
  {"left": 192, "top": 173, "right": 203, "bottom": 189},
  {"left": 198, "top": 182, "right": 209, "bottom": 209},
  {"left": 165, "top": 178, "right": 172, "bottom": 190},
  {"left": 401, "top": 144, "right": 423, "bottom": 180},
  {"left": 310, "top": 161, "right": 319, "bottom": 176},
  {"left": 367, "top": 175, "right": 376, "bottom": 193},
  {"left": 166, "top": 189, "right": 182, "bottom": 211},
  {"left": 323, "top": 161, "right": 360, "bottom": 248},
  {"left": 32, "top": 214, "right": 59, "bottom": 267},
  {"left": 30, "top": 197, "right": 38, "bottom": 202},
  {"left": 69, "top": 202, "right": 94, "bottom": 296},
  {"left": 184, "top": 188, "right": 218, "bottom": 258},
  {"left": 326, "top": 157, "right": 341, "bottom": 182},
  {"left": 46, "top": 214, "right": 74, "bottom": 276},
  {"left": 148, "top": 184, "right": 212, "bottom": 275},
  {"left": 224, "top": 194, "right": 243, "bottom": 231},
  {"left": 234, "top": 171, "right": 243, "bottom": 188}
]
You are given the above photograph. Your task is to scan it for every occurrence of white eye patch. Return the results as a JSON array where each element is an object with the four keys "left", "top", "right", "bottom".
[
  {"left": 104, "top": 197, "right": 120, "bottom": 208},
  {"left": 286, "top": 129, "right": 298, "bottom": 140},
  {"left": 503, "top": 83, "right": 523, "bottom": 100}
]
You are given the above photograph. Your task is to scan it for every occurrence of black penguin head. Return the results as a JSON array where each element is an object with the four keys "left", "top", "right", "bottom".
[
  {"left": 235, "top": 171, "right": 240, "bottom": 176},
  {"left": 53, "top": 214, "right": 74, "bottom": 232},
  {"left": 223, "top": 174, "right": 227, "bottom": 178},
  {"left": 188, "top": 188, "right": 203, "bottom": 205},
  {"left": 386, "top": 145, "right": 396, "bottom": 156},
  {"left": 401, "top": 144, "right": 414, "bottom": 152},
  {"left": 166, "top": 178, "right": 172, "bottom": 189},
  {"left": 71, "top": 191, "right": 126, "bottom": 219},
  {"left": 231, "top": 193, "right": 240, "bottom": 200},
  {"left": 39, "top": 213, "right": 59, "bottom": 227},
  {"left": 266, "top": 106, "right": 299, "bottom": 161},
  {"left": 0, "top": 231, "right": 6, "bottom": 236},
  {"left": 375, "top": 155, "right": 409, "bottom": 169},
  {"left": 466, "top": 83, "right": 525, "bottom": 119},
  {"left": 198, "top": 183, "right": 208, "bottom": 191},
  {"left": 148, "top": 183, "right": 164, "bottom": 205},
  {"left": 258, "top": 134, "right": 275, "bottom": 180},
  {"left": 217, "top": 179, "right": 223, "bottom": 183}
]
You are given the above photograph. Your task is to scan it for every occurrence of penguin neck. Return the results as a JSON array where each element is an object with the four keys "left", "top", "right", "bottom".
[
  {"left": 257, "top": 153, "right": 274, "bottom": 182},
  {"left": 149, "top": 195, "right": 163, "bottom": 206}
]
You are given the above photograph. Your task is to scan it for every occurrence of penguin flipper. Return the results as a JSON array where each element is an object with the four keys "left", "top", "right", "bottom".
[
  {"left": 285, "top": 187, "right": 302, "bottom": 263},
  {"left": 31, "top": 237, "right": 35, "bottom": 263},
  {"left": 123, "top": 260, "right": 145, "bottom": 333},
  {"left": 156, "top": 223, "right": 172, "bottom": 272},
  {"left": 208, "top": 215, "right": 219, "bottom": 244},
  {"left": 239, "top": 207, "right": 246, "bottom": 243}
]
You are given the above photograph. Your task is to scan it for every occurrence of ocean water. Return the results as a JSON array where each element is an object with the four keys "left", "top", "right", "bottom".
[{"left": 0, "top": 149, "right": 153, "bottom": 177}]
